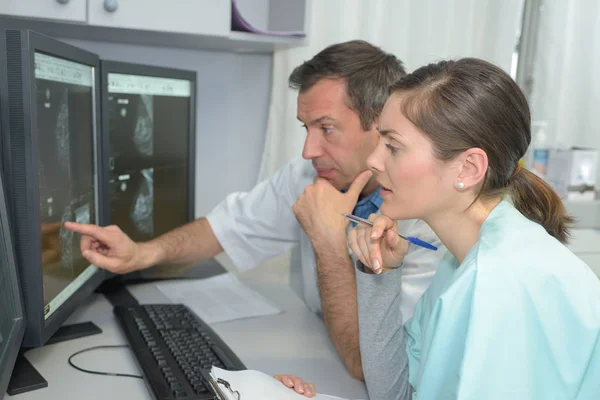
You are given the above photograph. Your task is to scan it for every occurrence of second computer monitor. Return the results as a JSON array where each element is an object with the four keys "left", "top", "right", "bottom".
[{"left": 101, "top": 62, "right": 196, "bottom": 245}]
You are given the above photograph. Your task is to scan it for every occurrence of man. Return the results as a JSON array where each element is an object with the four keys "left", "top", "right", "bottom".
[{"left": 65, "top": 40, "right": 443, "bottom": 381}]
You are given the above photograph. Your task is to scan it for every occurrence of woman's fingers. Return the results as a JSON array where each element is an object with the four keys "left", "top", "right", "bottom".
[
  {"left": 350, "top": 214, "right": 407, "bottom": 273},
  {"left": 386, "top": 229, "right": 398, "bottom": 246},
  {"left": 274, "top": 374, "right": 294, "bottom": 388},
  {"left": 366, "top": 214, "right": 392, "bottom": 273},
  {"left": 292, "top": 376, "right": 305, "bottom": 394},
  {"left": 305, "top": 383, "right": 316, "bottom": 397},
  {"left": 273, "top": 375, "right": 315, "bottom": 397},
  {"left": 348, "top": 226, "right": 369, "bottom": 267},
  {"left": 368, "top": 237, "right": 383, "bottom": 274},
  {"left": 358, "top": 225, "right": 372, "bottom": 270},
  {"left": 370, "top": 215, "right": 395, "bottom": 239}
]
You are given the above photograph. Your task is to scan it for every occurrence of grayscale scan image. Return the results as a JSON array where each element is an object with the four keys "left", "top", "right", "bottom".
[
  {"left": 108, "top": 78, "right": 190, "bottom": 244},
  {"left": 134, "top": 94, "right": 154, "bottom": 156},
  {"left": 35, "top": 64, "right": 96, "bottom": 307},
  {"left": 60, "top": 203, "right": 74, "bottom": 274},
  {"left": 75, "top": 203, "right": 91, "bottom": 225},
  {"left": 131, "top": 168, "right": 154, "bottom": 235},
  {"left": 55, "top": 89, "right": 72, "bottom": 174}
]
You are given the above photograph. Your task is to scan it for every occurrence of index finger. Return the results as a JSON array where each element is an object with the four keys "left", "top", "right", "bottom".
[
  {"left": 63, "top": 221, "right": 111, "bottom": 242},
  {"left": 370, "top": 215, "right": 395, "bottom": 239}
]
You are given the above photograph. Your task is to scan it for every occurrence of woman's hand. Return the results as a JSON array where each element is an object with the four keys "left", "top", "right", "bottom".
[
  {"left": 274, "top": 374, "right": 316, "bottom": 397},
  {"left": 347, "top": 214, "right": 408, "bottom": 274}
]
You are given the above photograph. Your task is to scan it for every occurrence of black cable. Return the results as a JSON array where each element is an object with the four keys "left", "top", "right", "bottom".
[{"left": 68, "top": 345, "right": 143, "bottom": 379}]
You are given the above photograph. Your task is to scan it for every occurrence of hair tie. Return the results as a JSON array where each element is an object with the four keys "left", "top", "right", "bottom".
[{"left": 511, "top": 164, "right": 522, "bottom": 179}]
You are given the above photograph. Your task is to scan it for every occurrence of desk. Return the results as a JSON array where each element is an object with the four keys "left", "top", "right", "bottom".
[{"left": 7, "top": 275, "right": 368, "bottom": 399}]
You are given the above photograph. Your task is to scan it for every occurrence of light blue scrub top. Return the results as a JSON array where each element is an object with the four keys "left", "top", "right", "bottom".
[{"left": 405, "top": 200, "right": 600, "bottom": 399}]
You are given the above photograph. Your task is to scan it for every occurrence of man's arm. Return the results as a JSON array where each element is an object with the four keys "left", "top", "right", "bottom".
[
  {"left": 314, "top": 241, "right": 364, "bottom": 380},
  {"left": 291, "top": 171, "right": 374, "bottom": 380},
  {"left": 67, "top": 158, "right": 307, "bottom": 274},
  {"left": 65, "top": 217, "right": 223, "bottom": 274},
  {"left": 143, "top": 217, "right": 223, "bottom": 266}
]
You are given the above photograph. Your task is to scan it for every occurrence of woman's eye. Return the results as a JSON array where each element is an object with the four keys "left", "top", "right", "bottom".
[{"left": 386, "top": 143, "right": 399, "bottom": 154}]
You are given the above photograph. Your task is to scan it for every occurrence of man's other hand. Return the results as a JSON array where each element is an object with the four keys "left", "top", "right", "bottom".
[{"left": 292, "top": 170, "right": 373, "bottom": 244}]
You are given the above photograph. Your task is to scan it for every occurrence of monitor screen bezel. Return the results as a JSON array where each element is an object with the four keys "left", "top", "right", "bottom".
[
  {"left": 3, "top": 29, "right": 107, "bottom": 347},
  {"left": 100, "top": 60, "right": 197, "bottom": 244},
  {"left": 0, "top": 72, "right": 26, "bottom": 397}
]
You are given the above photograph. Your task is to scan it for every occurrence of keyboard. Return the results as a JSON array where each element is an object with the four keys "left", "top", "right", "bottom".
[{"left": 114, "top": 304, "right": 246, "bottom": 399}]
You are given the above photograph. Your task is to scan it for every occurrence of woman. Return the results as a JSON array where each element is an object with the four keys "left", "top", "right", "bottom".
[{"left": 278, "top": 58, "right": 600, "bottom": 399}]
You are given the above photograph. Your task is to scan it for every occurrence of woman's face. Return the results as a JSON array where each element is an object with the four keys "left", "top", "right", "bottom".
[{"left": 368, "top": 94, "right": 460, "bottom": 220}]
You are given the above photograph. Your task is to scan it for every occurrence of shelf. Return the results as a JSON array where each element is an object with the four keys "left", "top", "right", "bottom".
[
  {"left": 227, "top": 31, "right": 308, "bottom": 52},
  {"left": 0, "top": 16, "right": 308, "bottom": 54}
]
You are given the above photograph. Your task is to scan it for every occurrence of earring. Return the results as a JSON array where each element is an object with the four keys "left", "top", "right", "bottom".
[{"left": 457, "top": 182, "right": 465, "bottom": 190}]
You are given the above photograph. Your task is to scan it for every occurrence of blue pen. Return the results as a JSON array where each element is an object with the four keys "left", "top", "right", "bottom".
[{"left": 342, "top": 213, "right": 438, "bottom": 251}]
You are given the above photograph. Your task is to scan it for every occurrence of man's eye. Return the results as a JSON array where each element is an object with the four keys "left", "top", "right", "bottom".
[{"left": 322, "top": 125, "right": 334, "bottom": 134}]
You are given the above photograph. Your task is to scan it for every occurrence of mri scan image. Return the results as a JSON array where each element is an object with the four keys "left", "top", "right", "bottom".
[
  {"left": 131, "top": 168, "right": 154, "bottom": 235},
  {"left": 134, "top": 95, "right": 154, "bottom": 157},
  {"left": 55, "top": 90, "right": 72, "bottom": 174},
  {"left": 59, "top": 203, "right": 74, "bottom": 274}
]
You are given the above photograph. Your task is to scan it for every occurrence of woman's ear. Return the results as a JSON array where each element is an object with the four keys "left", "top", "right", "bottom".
[{"left": 455, "top": 148, "right": 488, "bottom": 191}]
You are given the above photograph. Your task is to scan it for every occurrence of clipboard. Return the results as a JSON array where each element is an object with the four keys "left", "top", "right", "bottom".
[
  {"left": 202, "top": 366, "right": 360, "bottom": 400},
  {"left": 201, "top": 368, "right": 241, "bottom": 400}
]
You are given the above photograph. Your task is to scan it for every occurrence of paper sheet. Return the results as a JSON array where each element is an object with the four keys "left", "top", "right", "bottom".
[
  {"left": 231, "top": 0, "right": 306, "bottom": 37},
  {"left": 155, "top": 273, "right": 282, "bottom": 324},
  {"left": 211, "top": 367, "right": 364, "bottom": 400}
]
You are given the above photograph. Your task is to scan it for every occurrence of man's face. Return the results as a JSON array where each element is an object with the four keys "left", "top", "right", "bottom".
[{"left": 297, "top": 79, "right": 379, "bottom": 191}]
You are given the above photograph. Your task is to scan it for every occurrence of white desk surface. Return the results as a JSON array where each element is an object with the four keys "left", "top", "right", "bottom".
[{"left": 8, "top": 278, "right": 368, "bottom": 400}]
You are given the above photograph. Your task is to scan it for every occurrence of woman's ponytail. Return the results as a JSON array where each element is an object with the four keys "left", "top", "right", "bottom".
[{"left": 510, "top": 167, "right": 574, "bottom": 244}]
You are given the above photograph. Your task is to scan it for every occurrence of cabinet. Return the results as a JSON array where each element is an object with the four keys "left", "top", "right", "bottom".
[
  {"left": 0, "top": 0, "right": 86, "bottom": 23},
  {"left": 87, "top": 0, "right": 230, "bottom": 37},
  {"left": 0, "top": 0, "right": 310, "bottom": 53}
]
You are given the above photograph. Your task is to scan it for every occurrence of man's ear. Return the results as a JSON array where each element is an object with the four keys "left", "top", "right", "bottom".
[{"left": 456, "top": 148, "right": 488, "bottom": 190}]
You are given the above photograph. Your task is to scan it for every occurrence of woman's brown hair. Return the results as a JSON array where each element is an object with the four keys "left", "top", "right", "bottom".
[{"left": 390, "top": 58, "right": 573, "bottom": 243}]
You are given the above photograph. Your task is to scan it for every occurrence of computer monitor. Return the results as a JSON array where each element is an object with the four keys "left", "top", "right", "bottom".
[
  {"left": 101, "top": 61, "right": 196, "bottom": 250},
  {"left": 0, "top": 97, "right": 25, "bottom": 400},
  {"left": 0, "top": 29, "right": 107, "bottom": 347}
]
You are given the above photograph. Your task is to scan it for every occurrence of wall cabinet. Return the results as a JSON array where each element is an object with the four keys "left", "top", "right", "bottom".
[
  {"left": 0, "top": 0, "right": 87, "bottom": 23},
  {"left": 0, "top": 0, "right": 311, "bottom": 53}
]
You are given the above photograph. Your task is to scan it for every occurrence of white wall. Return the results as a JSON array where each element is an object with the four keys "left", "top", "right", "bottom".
[{"left": 529, "top": 0, "right": 600, "bottom": 185}]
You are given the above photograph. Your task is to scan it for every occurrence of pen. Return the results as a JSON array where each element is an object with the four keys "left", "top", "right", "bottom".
[{"left": 342, "top": 213, "right": 438, "bottom": 251}]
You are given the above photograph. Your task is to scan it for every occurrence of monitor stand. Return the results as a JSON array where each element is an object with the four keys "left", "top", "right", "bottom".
[{"left": 7, "top": 322, "right": 102, "bottom": 396}]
